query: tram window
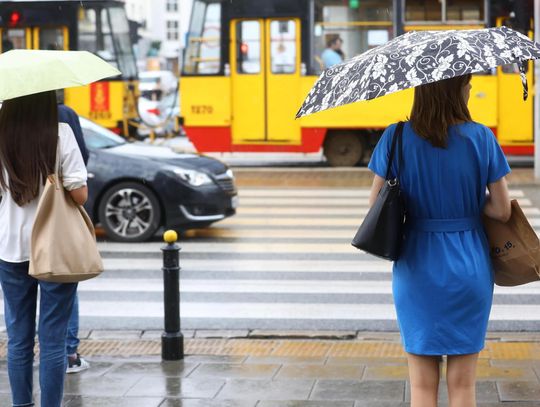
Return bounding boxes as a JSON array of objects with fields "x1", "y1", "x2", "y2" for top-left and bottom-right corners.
[
  {"x1": 312, "y1": 0, "x2": 393, "y2": 74},
  {"x1": 78, "y1": 6, "x2": 136, "y2": 78},
  {"x1": 405, "y1": 0, "x2": 484, "y2": 22},
  {"x1": 2, "y1": 29, "x2": 26, "y2": 51},
  {"x1": 270, "y1": 20, "x2": 296, "y2": 74},
  {"x1": 183, "y1": 1, "x2": 221, "y2": 75},
  {"x1": 108, "y1": 8, "x2": 138, "y2": 78},
  {"x1": 39, "y1": 28, "x2": 64, "y2": 50},
  {"x1": 237, "y1": 21, "x2": 261, "y2": 74},
  {"x1": 78, "y1": 8, "x2": 99, "y2": 53},
  {"x1": 100, "y1": 9, "x2": 117, "y2": 65},
  {"x1": 446, "y1": 0, "x2": 484, "y2": 21}
]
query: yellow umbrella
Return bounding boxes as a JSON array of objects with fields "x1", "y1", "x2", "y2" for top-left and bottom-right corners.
[{"x1": 0, "y1": 49, "x2": 121, "y2": 101}]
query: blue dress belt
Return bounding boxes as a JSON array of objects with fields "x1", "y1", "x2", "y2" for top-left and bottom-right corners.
[{"x1": 406, "y1": 216, "x2": 482, "y2": 232}]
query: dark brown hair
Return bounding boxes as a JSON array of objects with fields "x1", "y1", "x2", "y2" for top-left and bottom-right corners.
[
  {"x1": 410, "y1": 74, "x2": 472, "y2": 148},
  {"x1": 0, "y1": 91, "x2": 58, "y2": 206}
]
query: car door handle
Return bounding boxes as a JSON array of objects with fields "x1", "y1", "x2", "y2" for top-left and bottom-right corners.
[
  {"x1": 475, "y1": 92, "x2": 487, "y2": 98},
  {"x1": 88, "y1": 173, "x2": 95, "y2": 179}
]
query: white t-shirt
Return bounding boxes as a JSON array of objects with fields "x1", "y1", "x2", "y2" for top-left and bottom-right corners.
[{"x1": 0, "y1": 123, "x2": 87, "y2": 262}]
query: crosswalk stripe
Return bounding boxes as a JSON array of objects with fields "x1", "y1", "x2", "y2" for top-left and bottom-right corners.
[
  {"x1": 1, "y1": 300, "x2": 537, "y2": 321},
  {"x1": 237, "y1": 207, "x2": 540, "y2": 216},
  {"x1": 237, "y1": 198, "x2": 534, "y2": 207},
  {"x1": 73, "y1": 278, "x2": 540, "y2": 295},
  {"x1": 102, "y1": 258, "x2": 393, "y2": 273},
  {"x1": 238, "y1": 189, "x2": 526, "y2": 198}
]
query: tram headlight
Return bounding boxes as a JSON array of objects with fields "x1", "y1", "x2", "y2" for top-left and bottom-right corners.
[{"x1": 173, "y1": 168, "x2": 213, "y2": 187}]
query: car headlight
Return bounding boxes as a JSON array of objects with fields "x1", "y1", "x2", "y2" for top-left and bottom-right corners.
[{"x1": 173, "y1": 168, "x2": 213, "y2": 187}]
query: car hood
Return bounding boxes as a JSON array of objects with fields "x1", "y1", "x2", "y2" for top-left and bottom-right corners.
[{"x1": 105, "y1": 143, "x2": 228, "y2": 174}]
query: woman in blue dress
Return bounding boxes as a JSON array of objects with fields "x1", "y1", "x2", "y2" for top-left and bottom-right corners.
[{"x1": 368, "y1": 74, "x2": 511, "y2": 407}]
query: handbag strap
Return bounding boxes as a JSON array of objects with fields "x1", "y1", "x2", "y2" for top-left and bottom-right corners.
[
  {"x1": 54, "y1": 135, "x2": 61, "y2": 178},
  {"x1": 385, "y1": 121, "x2": 404, "y2": 181}
]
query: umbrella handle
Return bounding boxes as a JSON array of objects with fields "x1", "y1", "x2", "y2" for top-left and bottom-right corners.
[{"x1": 518, "y1": 61, "x2": 529, "y2": 101}]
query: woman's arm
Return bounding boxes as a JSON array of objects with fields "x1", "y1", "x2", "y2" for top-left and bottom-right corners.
[
  {"x1": 484, "y1": 176, "x2": 511, "y2": 222},
  {"x1": 69, "y1": 185, "x2": 88, "y2": 206},
  {"x1": 368, "y1": 175, "x2": 386, "y2": 207}
]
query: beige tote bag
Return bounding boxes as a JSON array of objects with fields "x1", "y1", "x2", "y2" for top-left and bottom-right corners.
[{"x1": 29, "y1": 154, "x2": 103, "y2": 283}]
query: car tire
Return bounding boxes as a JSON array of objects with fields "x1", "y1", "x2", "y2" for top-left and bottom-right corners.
[{"x1": 98, "y1": 182, "x2": 162, "y2": 242}]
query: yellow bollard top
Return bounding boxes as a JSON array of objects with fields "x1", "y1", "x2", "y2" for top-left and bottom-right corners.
[{"x1": 163, "y1": 230, "x2": 178, "y2": 244}]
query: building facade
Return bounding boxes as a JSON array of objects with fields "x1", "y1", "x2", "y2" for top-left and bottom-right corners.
[{"x1": 124, "y1": 0, "x2": 192, "y2": 72}]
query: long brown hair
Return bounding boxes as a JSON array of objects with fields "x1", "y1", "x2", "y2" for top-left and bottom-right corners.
[
  {"x1": 410, "y1": 74, "x2": 472, "y2": 148},
  {"x1": 0, "y1": 91, "x2": 58, "y2": 206}
]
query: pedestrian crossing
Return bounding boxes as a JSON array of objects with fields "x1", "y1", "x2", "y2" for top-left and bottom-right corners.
[{"x1": 1, "y1": 187, "x2": 540, "y2": 332}]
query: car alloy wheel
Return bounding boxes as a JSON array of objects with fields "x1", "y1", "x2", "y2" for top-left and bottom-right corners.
[{"x1": 98, "y1": 182, "x2": 161, "y2": 242}]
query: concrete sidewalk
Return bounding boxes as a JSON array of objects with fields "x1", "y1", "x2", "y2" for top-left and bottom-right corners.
[{"x1": 1, "y1": 331, "x2": 539, "y2": 406}]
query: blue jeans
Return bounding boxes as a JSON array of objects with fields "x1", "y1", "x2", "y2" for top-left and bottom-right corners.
[
  {"x1": 0, "y1": 260, "x2": 77, "y2": 407},
  {"x1": 66, "y1": 294, "x2": 79, "y2": 356}
]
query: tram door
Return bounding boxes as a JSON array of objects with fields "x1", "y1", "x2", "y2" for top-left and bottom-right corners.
[
  {"x1": 231, "y1": 18, "x2": 301, "y2": 145},
  {"x1": 496, "y1": 61, "x2": 533, "y2": 145},
  {"x1": 0, "y1": 27, "x2": 68, "y2": 51}
]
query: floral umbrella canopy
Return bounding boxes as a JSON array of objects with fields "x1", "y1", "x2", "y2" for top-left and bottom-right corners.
[{"x1": 296, "y1": 26, "x2": 540, "y2": 118}]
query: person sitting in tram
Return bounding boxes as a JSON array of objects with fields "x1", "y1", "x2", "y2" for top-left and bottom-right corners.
[{"x1": 321, "y1": 36, "x2": 344, "y2": 69}]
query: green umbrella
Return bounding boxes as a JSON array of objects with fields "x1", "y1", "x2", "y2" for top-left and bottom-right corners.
[{"x1": 0, "y1": 49, "x2": 121, "y2": 101}]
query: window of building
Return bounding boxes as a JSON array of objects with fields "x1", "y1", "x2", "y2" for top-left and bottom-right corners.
[
  {"x1": 167, "y1": 20, "x2": 179, "y2": 40},
  {"x1": 183, "y1": 1, "x2": 221, "y2": 75},
  {"x1": 166, "y1": 0, "x2": 178, "y2": 13}
]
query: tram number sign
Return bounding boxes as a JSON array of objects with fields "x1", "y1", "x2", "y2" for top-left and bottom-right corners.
[
  {"x1": 90, "y1": 82, "x2": 112, "y2": 121},
  {"x1": 191, "y1": 105, "x2": 214, "y2": 114},
  {"x1": 89, "y1": 111, "x2": 113, "y2": 120}
]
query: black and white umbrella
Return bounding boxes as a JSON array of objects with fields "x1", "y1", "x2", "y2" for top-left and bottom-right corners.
[{"x1": 296, "y1": 26, "x2": 540, "y2": 118}]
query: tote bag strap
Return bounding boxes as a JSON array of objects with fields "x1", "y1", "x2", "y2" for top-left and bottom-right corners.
[
  {"x1": 54, "y1": 135, "x2": 62, "y2": 179},
  {"x1": 385, "y1": 121, "x2": 405, "y2": 181}
]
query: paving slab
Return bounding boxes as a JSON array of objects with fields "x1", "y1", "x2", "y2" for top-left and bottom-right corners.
[
  {"x1": 88, "y1": 330, "x2": 142, "y2": 340},
  {"x1": 160, "y1": 400, "x2": 257, "y2": 407},
  {"x1": 325, "y1": 357, "x2": 407, "y2": 366},
  {"x1": 65, "y1": 396, "x2": 164, "y2": 407},
  {"x1": 275, "y1": 364, "x2": 365, "y2": 380},
  {"x1": 63, "y1": 374, "x2": 143, "y2": 397},
  {"x1": 107, "y1": 361, "x2": 199, "y2": 377},
  {"x1": 245, "y1": 356, "x2": 327, "y2": 365},
  {"x1": 249, "y1": 331, "x2": 357, "y2": 340},
  {"x1": 310, "y1": 380, "x2": 405, "y2": 401},
  {"x1": 216, "y1": 379, "x2": 315, "y2": 400},
  {"x1": 188, "y1": 363, "x2": 280, "y2": 379},
  {"x1": 259, "y1": 402, "x2": 354, "y2": 407},
  {"x1": 196, "y1": 330, "x2": 250, "y2": 339},
  {"x1": 142, "y1": 330, "x2": 199, "y2": 340},
  {"x1": 497, "y1": 381, "x2": 540, "y2": 401},
  {"x1": 125, "y1": 376, "x2": 225, "y2": 398}
]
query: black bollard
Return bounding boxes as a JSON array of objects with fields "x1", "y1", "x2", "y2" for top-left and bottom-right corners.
[{"x1": 161, "y1": 230, "x2": 184, "y2": 360}]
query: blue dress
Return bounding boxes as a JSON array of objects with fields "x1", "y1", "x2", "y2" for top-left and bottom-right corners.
[{"x1": 368, "y1": 121, "x2": 511, "y2": 355}]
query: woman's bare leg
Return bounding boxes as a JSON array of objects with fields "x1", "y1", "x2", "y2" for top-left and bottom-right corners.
[
  {"x1": 407, "y1": 353, "x2": 441, "y2": 407},
  {"x1": 446, "y1": 353, "x2": 479, "y2": 407}
]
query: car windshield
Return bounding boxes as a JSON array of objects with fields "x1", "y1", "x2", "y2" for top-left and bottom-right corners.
[{"x1": 80, "y1": 118, "x2": 126, "y2": 149}]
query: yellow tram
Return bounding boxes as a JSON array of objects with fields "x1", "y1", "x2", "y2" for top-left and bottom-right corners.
[
  {"x1": 181, "y1": 0, "x2": 534, "y2": 166},
  {"x1": 0, "y1": 0, "x2": 139, "y2": 136}
]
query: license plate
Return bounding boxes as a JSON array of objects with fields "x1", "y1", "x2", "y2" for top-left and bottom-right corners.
[{"x1": 231, "y1": 196, "x2": 239, "y2": 209}]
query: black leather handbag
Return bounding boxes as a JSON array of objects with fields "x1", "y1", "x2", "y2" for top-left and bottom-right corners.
[{"x1": 351, "y1": 121, "x2": 405, "y2": 261}]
